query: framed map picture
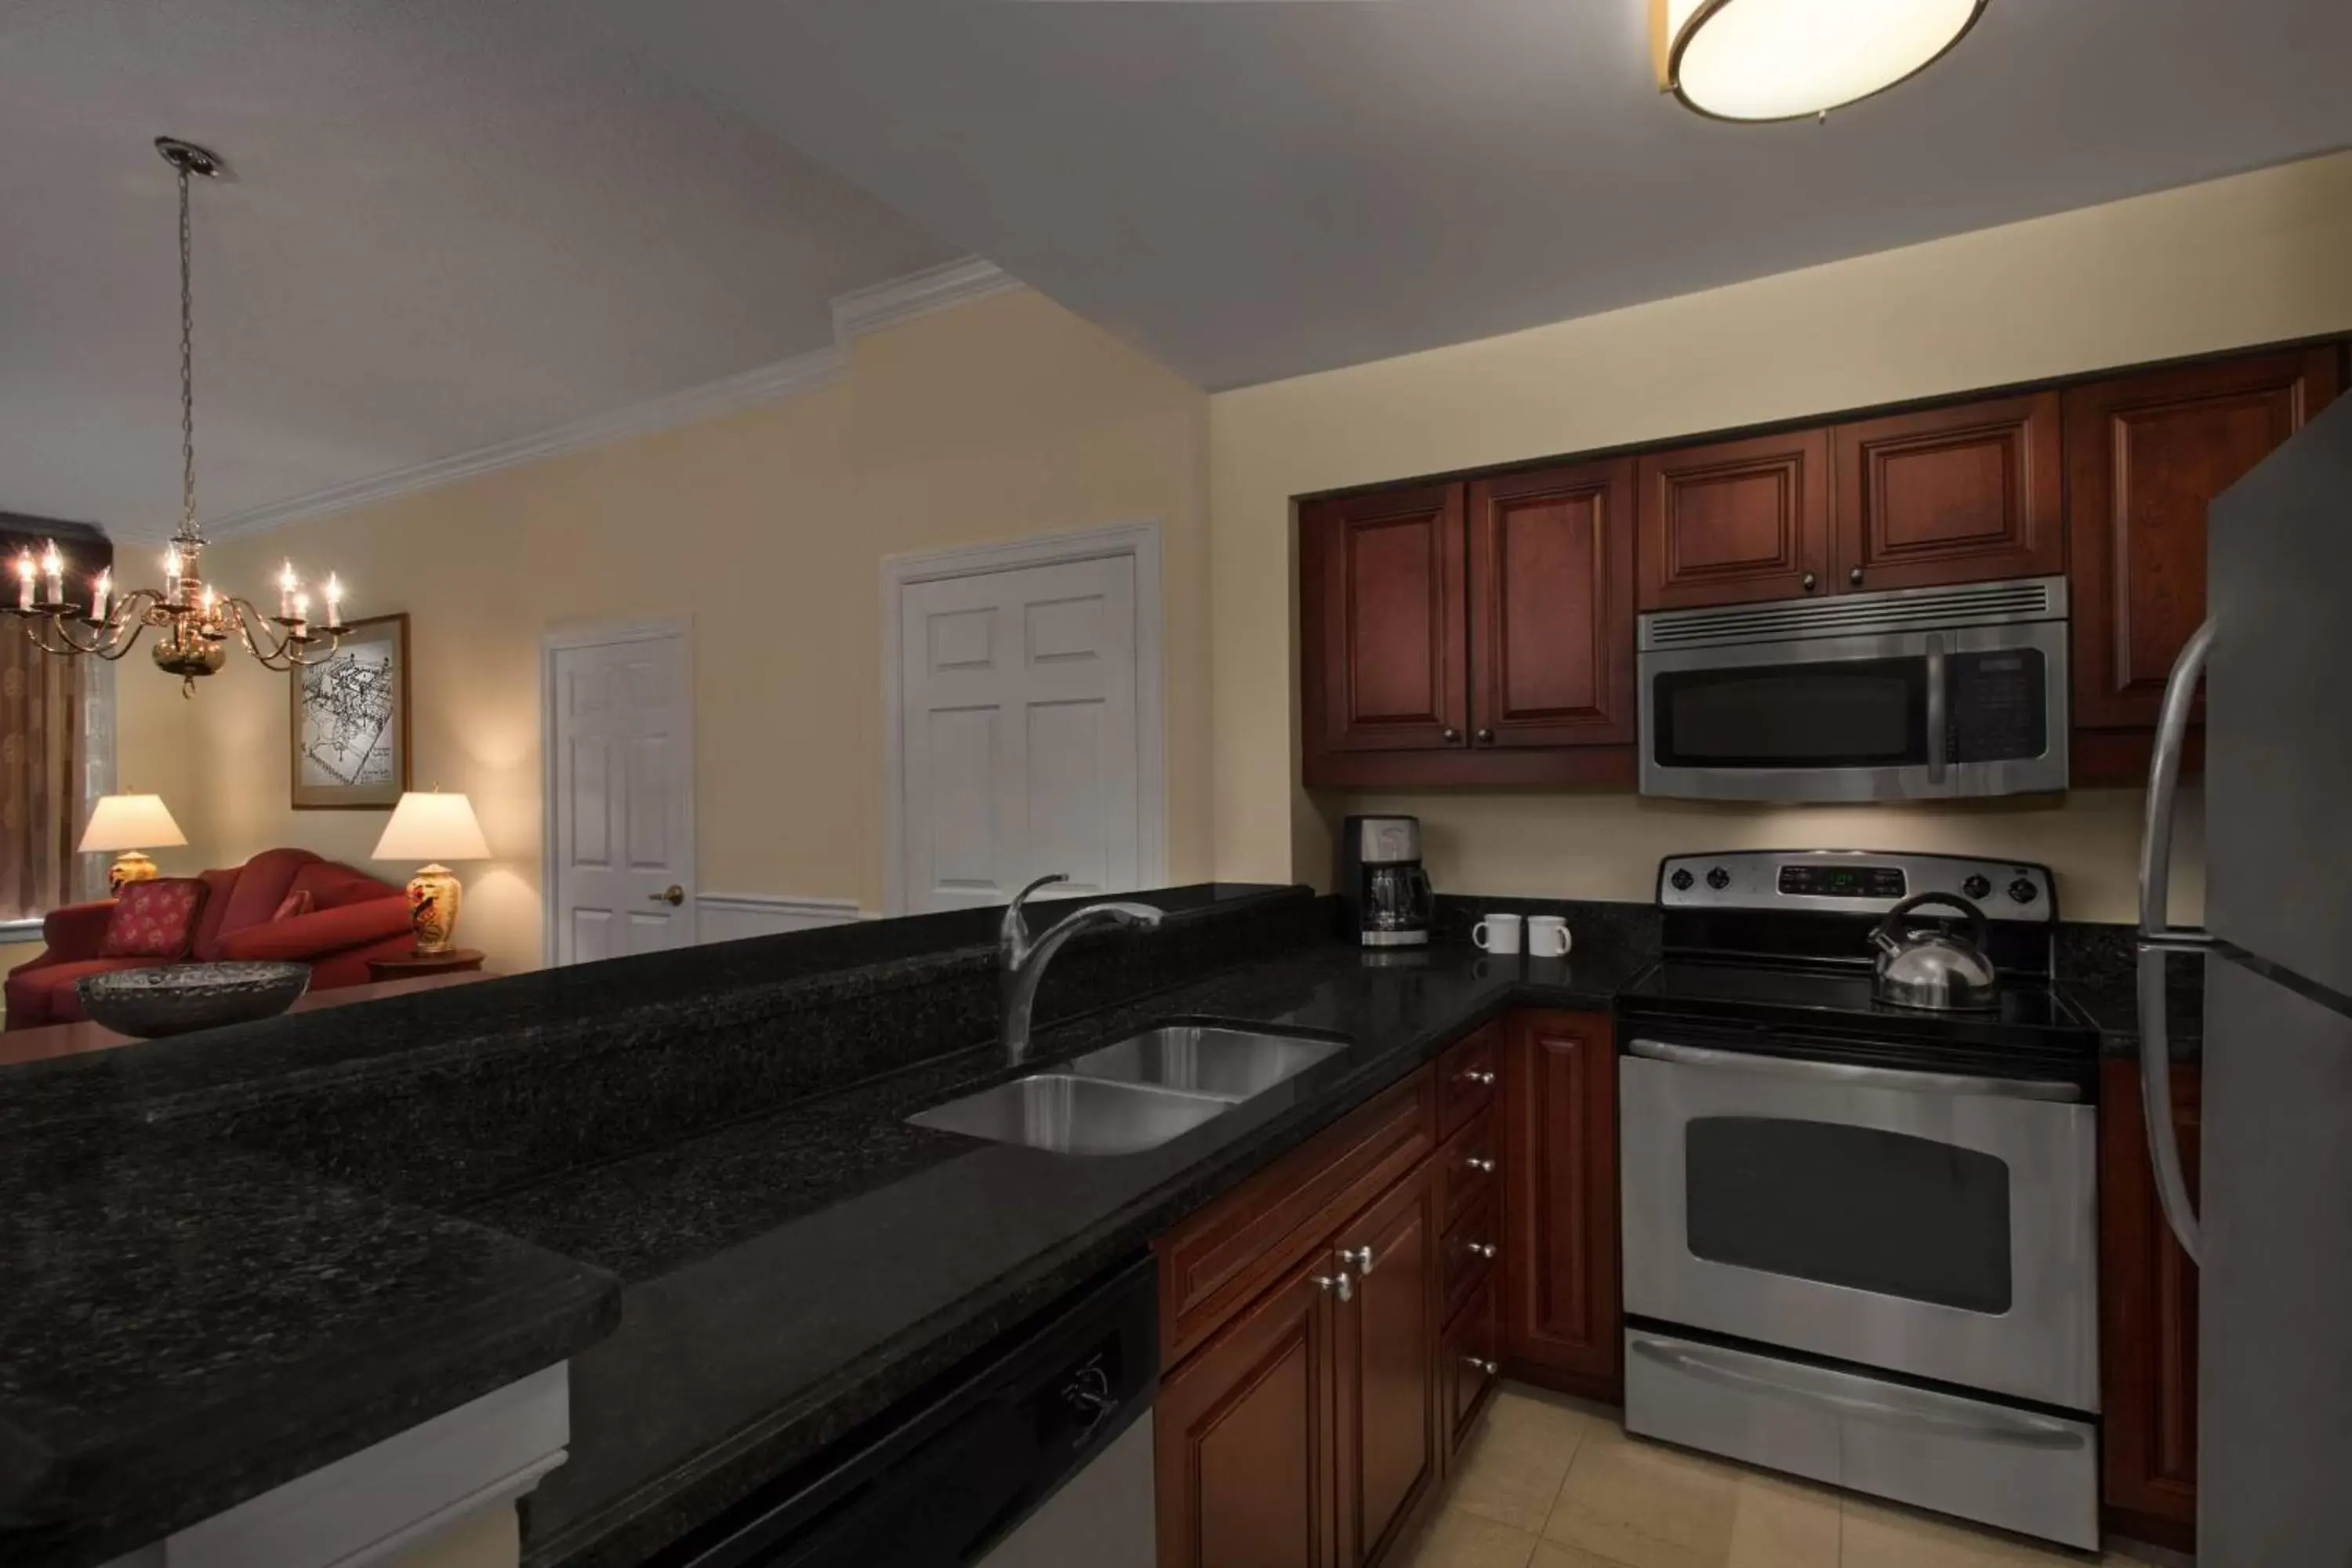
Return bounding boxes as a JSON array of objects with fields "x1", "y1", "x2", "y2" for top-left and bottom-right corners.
[{"x1": 289, "y1": 612, "x2": 411, "y2": 809}]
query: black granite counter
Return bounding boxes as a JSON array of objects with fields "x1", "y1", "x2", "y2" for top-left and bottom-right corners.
[{"x1": 2056, "y1": 920, "x2": 2205, "y2": 1063}]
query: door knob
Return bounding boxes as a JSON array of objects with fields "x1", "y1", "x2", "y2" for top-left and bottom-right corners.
[
  {"x1": 1475, "y1": 728, "x2": 1495, "y2": 744},
  {"x1": 1441, "y1": 727, "x2": 1461, "y2": 744},
  {"x1": 650, "y1": 884, "x2": 684, "y2": 906},
  {"x1": 1801, "y1": 572, "x2": 1817, "y2": 590},
  {"x1": 1849, "y1": 567, "x2": 1864, "y2": 586}
]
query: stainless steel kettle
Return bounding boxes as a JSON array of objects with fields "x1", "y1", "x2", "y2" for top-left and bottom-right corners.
[{"x1": 1870, "y1": 892, "x2": 1999, "y2": 1011}]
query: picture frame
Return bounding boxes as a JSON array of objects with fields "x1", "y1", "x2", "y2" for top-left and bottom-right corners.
[{"x1": 289, "y1": 612, "x2": 411, "y2": 810}]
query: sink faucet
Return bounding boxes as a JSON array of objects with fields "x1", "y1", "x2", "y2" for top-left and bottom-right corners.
[{"x1": 1000, "y1": 873, "x2": 1164, "y2": 1068}]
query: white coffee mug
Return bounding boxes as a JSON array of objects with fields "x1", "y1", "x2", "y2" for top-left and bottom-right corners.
[
  {"x1": 1526, "y1": 914, "x2": 1573, "y2": 957},
  {"x1": 1472, "y1": 913, "x2": 1523, "y2": 955}
]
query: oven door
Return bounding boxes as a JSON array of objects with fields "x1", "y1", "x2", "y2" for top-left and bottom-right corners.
[
  {"x1": 1637, "y1": 619, "x2": 2067, "y2": 801},
  {"x1": 1620, "y1": 1038, "x2": 2098, "y2": 1412}
]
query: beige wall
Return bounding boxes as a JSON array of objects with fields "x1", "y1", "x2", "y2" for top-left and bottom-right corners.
[
  {"x1": 1208, "y1": 151, "x2": 2352, "y2": 923},
  {"x1": 119, "y1": 289, "x2": 1210, "y2": 972}
]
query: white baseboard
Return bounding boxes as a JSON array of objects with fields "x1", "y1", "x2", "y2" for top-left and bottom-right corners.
[{"x1": 696, "y1": 892, "x2": 867, "y2": 944}]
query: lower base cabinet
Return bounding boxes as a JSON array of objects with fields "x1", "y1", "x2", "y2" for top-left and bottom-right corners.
[
  {"x1": 1499, "y1": 1010, "x2": 1622, "y2": 1403},
  {"x1": 1440, "y1": 1273, "x2": 1501, "y2": 1455},
  {"x1": 1334, "y1": 1163, "x2": 1438, "y2": 1568}
]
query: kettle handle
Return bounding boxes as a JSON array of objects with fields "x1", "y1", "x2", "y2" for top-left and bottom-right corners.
[{"x1": 1871, "y1": 891, "x2": 1989, "y2": 956}]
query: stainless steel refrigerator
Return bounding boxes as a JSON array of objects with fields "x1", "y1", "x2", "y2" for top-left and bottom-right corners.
[{"x1": 2138, "y1": 390, "x2": 2352, "y2": 1565}]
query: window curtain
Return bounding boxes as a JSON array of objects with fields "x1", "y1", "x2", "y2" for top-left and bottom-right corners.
[{"x1": 0, "y1": 519, "x2": 112, "y2": 920}]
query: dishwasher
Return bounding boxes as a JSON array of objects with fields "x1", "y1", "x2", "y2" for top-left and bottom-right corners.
[{"x1": 662, "y1": 1253, "x2": 1159, "y2": 1568}]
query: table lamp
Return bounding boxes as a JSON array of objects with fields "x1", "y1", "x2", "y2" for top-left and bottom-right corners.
[
  {"x1": 79, "y1": 793, "x2": 188, "y2": 894},
  {"x1": 372, "y1": 791, "x2": 490, "y2": 955}
]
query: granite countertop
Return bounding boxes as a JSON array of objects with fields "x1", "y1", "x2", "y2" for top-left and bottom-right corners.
[
  {"x1": 506, "y1": 936, "x2": 1647, "y2": 1567},
  {"x1": 2054, "y1": 920, "x2": 2206, "y2": 1062}
]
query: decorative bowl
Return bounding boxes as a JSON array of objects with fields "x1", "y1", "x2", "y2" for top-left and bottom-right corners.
[{"x1": 77, "y1": 962, "x2": 312, "y2": 1039}]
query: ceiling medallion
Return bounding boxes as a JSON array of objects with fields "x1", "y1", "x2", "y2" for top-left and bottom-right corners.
[
  {"x1": 6, "y1": 136, "x2": 350, "y2": 697},
  {"x1": 1651, "y1": 0, "x2": 1988, "y2": 123}
]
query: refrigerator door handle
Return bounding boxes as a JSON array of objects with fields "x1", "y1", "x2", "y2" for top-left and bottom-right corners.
[{"x1": 2135, "y1": 618, "x2": 2214, "y2": 1265}]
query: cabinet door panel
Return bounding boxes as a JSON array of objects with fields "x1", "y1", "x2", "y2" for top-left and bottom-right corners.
[
  {"x1": 1158, "y1": 1255, "x2": 1338, "y2": 1568},
  {"x1": 2099, "y1": 1056, "x2": 2201, "y2": 1552},
  {"x1": 2067, "y1": 349, "x2": 2339, "y2": 735},
  {"x1": 1832, "y1": 393, "x2": 2063, "y2": 592},
  {"x1": 1300, "y1": 485, "x2": 1468, "y2": 757},
  {"x1": 1334, "y1": 1163, "x2": 1436, "y2": 1568},
  {"x1": 1442, "y1": 1276, "x2": 1501, "y2": 1464},
  {"x1": 1501, "y1": 1009, "x2": 1621, "y2": 1402},
  {"x1": 1468, "y1": 459, "x2": 1635, "y2": 749},
  {"x1": 1636, "y1": 430, "x2": 1830, "y2": 610}
]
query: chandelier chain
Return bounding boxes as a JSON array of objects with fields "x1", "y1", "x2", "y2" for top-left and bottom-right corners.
[{"x1": 177, "y1": 160, "x2": 197, "y2": 542}]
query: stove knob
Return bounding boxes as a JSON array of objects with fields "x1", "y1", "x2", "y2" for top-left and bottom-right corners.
[
  {"x1": 1705, "y1": 866, "x2": 1732, "y2": 891},
  {"x1": 1962, "y1": 874, "x2": 1992, "y2": 900},
  {"x1": 2007, "y1": 878, "x2": 2039, "y2": 906},
  {"x1": 1669, "y1": 869, "x2": 1695, "y2": 892}
]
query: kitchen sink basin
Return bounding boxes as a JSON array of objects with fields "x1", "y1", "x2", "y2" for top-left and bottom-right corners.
[
  {"x1": 907, "y1": 1074, "x2": 1233, "y2": 1156},
  {"x1": 1067, "y1": 1025, "x2": 1348, "y2": 1102}
]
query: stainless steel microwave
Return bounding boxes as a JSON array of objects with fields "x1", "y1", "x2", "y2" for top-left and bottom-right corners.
[{"x1": 1637, "y1": 576, "x2": 2070, "y2": 801}]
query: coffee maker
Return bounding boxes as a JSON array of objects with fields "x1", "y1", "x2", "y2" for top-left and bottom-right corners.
[{"x1": 1338, "y1": 815, "x2": 1435, "y2": 947}]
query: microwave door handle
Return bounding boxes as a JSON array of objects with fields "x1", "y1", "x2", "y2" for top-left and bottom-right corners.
[
  {"x1": 1924, "y1": 635, "x2": 1947, "y2": 785},
  {"x1": 2134, "y1": 617, "x2": 2215, "y2": 1265}
]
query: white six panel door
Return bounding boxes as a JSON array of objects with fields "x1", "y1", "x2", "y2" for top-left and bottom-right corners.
[
  {"x1": 550, "y1": 629, "x2": 696, "y2": 963},
  {"x1": 899, "y1": 556, "x2": 1140, "y2": 913}
]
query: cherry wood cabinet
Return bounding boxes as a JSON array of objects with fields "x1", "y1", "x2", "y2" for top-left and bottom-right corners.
[
  {"x1": 2099, "y1": 1055, "x2": 2202, "y2": 1553},
  {"x1": 1467, "y1": 459, "x2": 1637, "y2": 751},
  {"x1": 1635, "y1": 429, "x2": 1830, "y2": 610},
  {"x1": 1333, "y1": 1163, "x2": 1439, "y2": 1568},
  {"x1": 2067, "y1": 348, "x2": 2340, "y2": 780},
  {"x1": 1498, "y1": 1009, "x2": 1622, "y2": 1403},
  {"x1": 1157, "y1": 1249, "x2": 1339, "y2": 1568},
  {"x1": 1440, "y1": 1273, "x2": 1501, "y2": 1457},
  {"x1": 1830, "y1": 392, "x2": 2064, "y2": 593},
  {"x1": 1300, "y1": 484, "x2": 1468, "y2": 761}
]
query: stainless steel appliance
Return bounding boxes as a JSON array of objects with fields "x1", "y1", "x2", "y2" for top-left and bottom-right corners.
[
  {"x1": 1336, "y1": 814, "x2": 1434, "y2": 947},
  {"x1": 1617, "y1": 849, "x2": 2101, "y2": 1548},
  {"x1": 1870, "y1": 891, "x2": 2000, "y2": 1011},
  {"x1": 1637, "y1": 576, "x2": 2069, "y2": 801},
  {"x1": 2137, "y1": 394, "x2": 2352, "y2": 1564}
]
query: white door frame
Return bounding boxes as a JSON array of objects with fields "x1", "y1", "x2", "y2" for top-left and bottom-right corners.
[
  {"x1": 880, "y1": 520, "x2": 1166, "y2": 916},
  {"x1": 540, "y1": 615, "x2": 698, "y2": 964}
]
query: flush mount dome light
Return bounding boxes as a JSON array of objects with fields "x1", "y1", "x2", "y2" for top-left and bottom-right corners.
[{"x1": 1651, "y1": 0, "x2": 1987, "y2": 123}]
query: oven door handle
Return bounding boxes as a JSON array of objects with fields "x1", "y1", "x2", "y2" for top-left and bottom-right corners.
[
  {"x1": 1925, "y1": 633, "x2": 1948, "y2": 785},
  {"x1": 1624, "y1": 1038, "x2": 2083, "y2": 1103},
  {"x1": 1628, "y1": 1338, "x2": 2086, "y2": 1451}
]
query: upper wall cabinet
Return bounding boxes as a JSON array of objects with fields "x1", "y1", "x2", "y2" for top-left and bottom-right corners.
[
  {"x1": 1831, "y1": 393, "x2": 2063, "y2": 593},
  {"x1": 1635, "y1": 430, "x2": 1829, "y2": 610},
  {"x1": 1300, "y1": 483, "x2": 1468, "y2": 757},
  {"x1": 1468, "y1": 459, "x2": 1636, "y2": 753},
  {"x1": 2067, "y1": 350, "x2": 2342, "y2": 744}
]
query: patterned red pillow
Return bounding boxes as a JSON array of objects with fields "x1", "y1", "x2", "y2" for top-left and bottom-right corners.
[
  {"x1": 100, "y1": 878, "x2": 209, "y2": 960},
  {"x1": 271, "y1": 889, "x2": 314, "y2": 923}
]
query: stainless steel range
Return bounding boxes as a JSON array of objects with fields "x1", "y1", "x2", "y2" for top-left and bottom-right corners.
[{"x1": 1615, "y1": 849, "x2": 2101, "y2": 1550}]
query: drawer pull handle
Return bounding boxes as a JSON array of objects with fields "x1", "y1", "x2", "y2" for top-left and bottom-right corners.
[
  {"x1": 1468, "y1": 1241, "x2": 1497, "y2": 1260},
  {"x1": 1465, "y1": 1156, "x2": 1497, "y2": 1174},
  {"x1": 1462, "y1": 1356, "x2": 1498, "y2": 1376},
  {"x1": 1460, "y1": 1069, "x2": 1496, "y2": 1087},
  {"x1": 1312, "y1": 1271, "x2": 1355, "y2": 1304},
  {"x1": 1339, "y1": 1244, "x2": 1376, "y2": 1276}
]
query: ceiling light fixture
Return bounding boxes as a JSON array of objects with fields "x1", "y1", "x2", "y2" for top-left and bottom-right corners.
[
  {"x1": 7, "y1": 136, "x2": 350, "y2": 696},
  {"x1": 1650, "y1": 0, "x2": 1987, "y2": 123}
]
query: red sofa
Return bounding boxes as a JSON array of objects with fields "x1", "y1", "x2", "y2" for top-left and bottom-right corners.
[{"x1": 4, "y1": 848, "x2": 417, "y2": 1030}]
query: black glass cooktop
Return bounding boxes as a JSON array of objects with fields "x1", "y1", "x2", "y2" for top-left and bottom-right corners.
[{"x1": 1617, "y1": 956, "x2": 2099, "y2": 1087}]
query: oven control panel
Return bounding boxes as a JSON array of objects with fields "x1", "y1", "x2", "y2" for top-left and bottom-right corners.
[{"x1": 1658, "y1": 850, "x2": 2055, "y2": 921}]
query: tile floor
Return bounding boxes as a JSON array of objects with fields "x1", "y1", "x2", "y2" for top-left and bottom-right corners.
[{"x1": 1396, "y1": 1384, "x2": 2166, "y2": 1568}]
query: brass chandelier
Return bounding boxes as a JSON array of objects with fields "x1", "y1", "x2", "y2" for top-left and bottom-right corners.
[{"x1": 7, "y1": 136, "x2": 347, "y2": 697}]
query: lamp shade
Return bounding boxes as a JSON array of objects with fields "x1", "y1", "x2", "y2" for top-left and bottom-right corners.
[
  {"x1": 372, "y1": 791, "x2": 490, "y2": 862},
  {"x1": 78, "y1": 793, "x2": 188, "y2": 854},
  {"x1": 1653, "y1": 0, "x2": 1985, "y2": 122}
]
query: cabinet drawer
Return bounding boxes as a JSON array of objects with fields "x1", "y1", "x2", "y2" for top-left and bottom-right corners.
[
  {"x1": 1442, "y1": 1192, "x2": 1502, "y2": 1323},
  {"x1": 1158, "y1": 1069, "x2": 1436, "y2": 1362},
  {"x1": 1436, "y1": 1025, "x2": 1501, "y2": 1140},
  {"x1": 1443, "y1": 1276, "x2": 1501, "y2": 1460},
  {"x1": 1436, "y1": 1109, "x2": 1499, "y2": 1228}
]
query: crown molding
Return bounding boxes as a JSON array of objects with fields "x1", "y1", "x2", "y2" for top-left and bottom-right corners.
[
  {"x1": 831, "y1": 256, "x2": 1022, "y2": 343},
  {"x1": 175, "y1": 255, "x2": 1021, "y2": 544}
]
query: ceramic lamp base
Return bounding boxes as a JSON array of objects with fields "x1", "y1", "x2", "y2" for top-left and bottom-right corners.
[
  {"x1": 406, "y1": 863, "x2": 464, "y2": 955},
  {"x1": 108, "y1": 851, "x2": 160, "y2": 895}
]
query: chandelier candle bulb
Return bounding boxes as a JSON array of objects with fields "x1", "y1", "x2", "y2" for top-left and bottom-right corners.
[
  {"x1": 278, "y1": 561, "x2": 298, "y2": 619},
  {"x1": 90, "y1": 570, "x2": 111, "y2": 623},
  {"x1": 40, "y1": 542, "x2": 63, "y2": 605},
  {"x1": 291, "y1": 592, "x2": 309, "y2": 637},
  {"x1": 15, "y1": 552, "x2": 32, "y2": 612},
  {"x1": 325, "y1": 574, "x2": 343, "y2": 628}
]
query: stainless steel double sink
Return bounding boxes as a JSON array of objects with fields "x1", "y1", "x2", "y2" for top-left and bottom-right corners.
[{"x1": 907, "y1": 1025, "x2": 1348, "y2": 1156}]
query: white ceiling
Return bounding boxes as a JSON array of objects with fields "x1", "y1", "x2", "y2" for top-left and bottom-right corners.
[
  {"x1": 0, "y1": 1, "x2": 956, "y2": 535},
  {"x1": 583, "y1": 0, "x2": 2352, "y2": 390},
  {"x1": 11, "y1": 2, "x2": 2352, "y2": 537}
]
